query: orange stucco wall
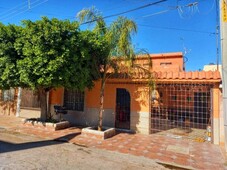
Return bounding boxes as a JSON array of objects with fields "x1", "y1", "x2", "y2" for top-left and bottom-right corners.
[
  {"x1": 152, "y1": 56, "x2": 184, "y2": 72},
  {"x1": 133, "y1": 52, "x2": 184, "y2": 72},
  {"x1": 48, "y1": 83, "x2": 147, "y2": 112},
  {"x1": 86, "y1": 81, "x2": 101, "y2": 108},
  {"x1": 49, "y1": 88, "x2": 64, "y2": 105},
  {"x1": 86, "y1": 80, "x2": 150, "y2": 113}
]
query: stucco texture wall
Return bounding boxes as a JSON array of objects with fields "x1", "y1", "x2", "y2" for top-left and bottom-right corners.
[{"x1": 86, "y1": 80, "x2": 151, "y2": 134}]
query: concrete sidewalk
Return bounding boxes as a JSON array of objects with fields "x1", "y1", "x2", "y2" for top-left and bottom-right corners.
[{"x1": 0, "y1": 115, "x2": 226, "y2": 169}]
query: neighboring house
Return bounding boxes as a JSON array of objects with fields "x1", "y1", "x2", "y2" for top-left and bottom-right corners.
[
  {"x1": 203, "y1": 63, "x2": 222, "y2": 78},
  {"x1": 0, "y1": 88, "x2": 40, "y2": 118},
  {"x1": 0, "y1": 88, "x2": 17, "y2": 115},
  {"x1": 0, "y1": 52, "x2": 223, "y2": 146}
]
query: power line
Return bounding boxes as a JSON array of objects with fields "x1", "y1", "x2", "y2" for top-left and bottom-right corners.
[
  {"x1": 27, "y1": 10, "x2": 74, "y2": 18},
  {"x1": 196, "y1": 0, "x2": 215, "y2": 15},
  {"x1": 0, "y1": 0, "x2": 43, "y2": 21},
  {"x1": 0, "y1": 0, "x2": 27, "y2": 16},
  {"x1": 101, "y1": 0, "x2": 152, "y2": 14},
  {"x1": 1, "y1": 0, "x2": 142, "y2": 21},
  {"x1": 121, "y1": 2, "x2": 215, "y2": 35},
  {"x1": 137, "y1": 23, "x2": 216, "y2": 34},
  {"x1": 80, "y1": 0, "x2": 167, "y2": 25},
  {"x1": 140, "y1": 9, "x2": 174, "y2": 18},
  {"x1": 95, "y1": 1, "x2": 215, "y2": 35},
  {"x1": 0, "y1": 0, "x2": 48, "y2": 22}
]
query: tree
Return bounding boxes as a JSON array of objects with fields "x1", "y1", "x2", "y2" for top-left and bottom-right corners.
[
  {"x1": 0, "y1": 17, "x2": 108, "y2": 120},
  {"x1": 0, "y1": 24, "x2": 22, "y2": 89},
  {"x1": 0, "y1": 24, "x2": 23, "y2": 116},
  {"x1": 77, "y1": 7, "x2": 137, "y2": 130}
]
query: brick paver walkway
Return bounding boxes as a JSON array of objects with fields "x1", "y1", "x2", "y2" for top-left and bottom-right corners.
[{"x1": 0, "y1": 115, "x2": 226, "y2": 170}]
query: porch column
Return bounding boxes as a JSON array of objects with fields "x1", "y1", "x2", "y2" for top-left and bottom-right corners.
[{"x1": 212, "y1": 85, "x2": 220, "y2": 145}]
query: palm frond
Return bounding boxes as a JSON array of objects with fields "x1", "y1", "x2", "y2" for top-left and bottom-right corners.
[
  {"x1": 108, "y1": 16, "x2": 137, "y2": 59},
  {"x1": 76, "y1": 6, "x2": 106, "y2": 35}
]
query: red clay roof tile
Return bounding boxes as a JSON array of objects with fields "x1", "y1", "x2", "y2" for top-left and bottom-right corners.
[
  {"x1": 167, "y1": 71, "x2": 173, "y2": 79},
  {"x1": 108, "y1": 70, "x2": 221, "y2": 82},
  {"x1": 186, "y1": 72, "x2": 192, "y2": 79},
  {"x1": 179, "y1": 72, "x2": 185, "y2": 79},
  {"x1": 172, "y1": 72, "x2": 178, "y2": 79},
  {"x1": 192, "y1": 71, "x2": 199, "y2": 79},
  {"x1": 152, "y1": 70, "x2": 221, "y2": 81}
]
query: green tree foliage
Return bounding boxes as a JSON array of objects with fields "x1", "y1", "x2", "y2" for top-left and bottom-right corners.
[
  {"x1": 77, "y1": 7, "x2": 137, "y2": 130},
  {"x1": 0, "y1": 24, "x2": 22, "y2": 89},
  {"x1": 16, "y1": 17, "x2": 106, "y2": 91},
  {"x1": 0, "y1": 17, "x2": 108, "y2": 120}
]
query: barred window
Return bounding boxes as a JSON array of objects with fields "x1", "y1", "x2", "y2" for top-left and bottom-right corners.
[
  {"x1": 64, "y1": 89, "x2": 84, "y2": 111},
  {"x1": 1, "y1": 88, "x2": 15, "y2": 101},
  {"x1": 21, "y1": 89, "x2": 40, "y2": 108}
]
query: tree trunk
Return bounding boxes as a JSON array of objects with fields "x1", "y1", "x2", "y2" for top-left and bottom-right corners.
[
  {"x1": 98, "y1": 75, "x2": 106, "y2": 131},
  {"x1": 16, "y1": 87, "x2": 22, "y2": 117},
  {"x1": 39, "y1": 88, "x2": 48, "y2": 121}
]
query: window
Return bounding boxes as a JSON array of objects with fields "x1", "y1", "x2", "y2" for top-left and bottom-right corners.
[
  {"x1": 160, "y1": 62, "x2": 172, "y2": 66},
  {"x1": 21, "y1": 89, "x2": 40, "y2": 108},
  {"x1": 1, "y1": 88, "x2": 15, "y2": 101},
  {"x1": 64, "y1": 89, "x2": 84, "y2": 111},
  {"x1": 143, "y1": 63, "x2": 151, "y2": 69}
]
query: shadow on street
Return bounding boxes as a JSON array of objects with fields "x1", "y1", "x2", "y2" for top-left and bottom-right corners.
[{"x1": 0, "y1": 132, "x2": 80, "y2": 153}]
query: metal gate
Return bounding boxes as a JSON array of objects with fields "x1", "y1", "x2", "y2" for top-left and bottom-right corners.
[{"x1": 150, "y1": 83, "x2": 212, "y2": 142}]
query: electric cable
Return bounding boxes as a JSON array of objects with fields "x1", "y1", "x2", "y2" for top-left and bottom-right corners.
[
  {"x1": 137, "y1": 23, "x2": 215, "y2": 34},
  {"x1": 196, "y1": 0, "x2": 215, "y2": 15},
  {"x1": 0, "y1": 0, "x2": 28, "y2": 16},
  {"x1": 0, "y1": 0, "x2": 48, "y2": 22},
  {"x1": 80, "y1": 0, "x2": 167, "y2": 25}
]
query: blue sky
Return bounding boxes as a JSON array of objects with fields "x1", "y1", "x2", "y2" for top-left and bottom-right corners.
[{"x1": 0, "y1": 0, "x2": 218, "y2": 71}]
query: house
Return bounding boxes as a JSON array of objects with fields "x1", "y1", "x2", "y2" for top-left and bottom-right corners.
[
  {"x1": 0, "y1": 52, "x2": 223, "y2": 145},
  {"x1": 203, "y1": 63, "x2": 222, "y2": 78}
]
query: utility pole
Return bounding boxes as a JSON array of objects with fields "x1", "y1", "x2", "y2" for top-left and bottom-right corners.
[
  {"x1": 216, "y1": 0, "x2": 220, "y2": 71},
  {"x1": 220, "y1": 0, "x2": 227, "y2": 152}
]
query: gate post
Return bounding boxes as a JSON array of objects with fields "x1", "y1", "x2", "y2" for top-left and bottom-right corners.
[{"x1": 212, "y1": 84, "x2": 220, "y2": 145}]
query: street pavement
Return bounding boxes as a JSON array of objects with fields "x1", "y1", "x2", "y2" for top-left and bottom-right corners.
[
  {"x1": 0, "y1": 130, "x2": 167, "y2": 170},
  {"x1": 0, "y1": 115, "x2": 226, "y2": 170}
]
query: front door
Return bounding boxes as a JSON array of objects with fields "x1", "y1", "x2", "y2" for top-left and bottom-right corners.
[{"x1": 115, "y1": 88, "x2": 130, "y2": 129}]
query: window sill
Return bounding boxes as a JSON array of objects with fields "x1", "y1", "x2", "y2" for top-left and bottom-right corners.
[
  {"x1": 21, "y1": 107, "x2": 41, "y2": 111},
  {"x1": 67, "y1": 110, "x2": 84, "y2": 113}
]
